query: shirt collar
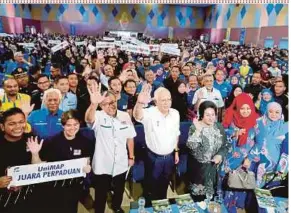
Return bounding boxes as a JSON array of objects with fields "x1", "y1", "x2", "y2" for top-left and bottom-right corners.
[
  {"x1": 44, "y1": 108, "x2": 61, "y2": 116},
  {"x1": 3, "y1": 93, "x2": 21, "y2": 102}
]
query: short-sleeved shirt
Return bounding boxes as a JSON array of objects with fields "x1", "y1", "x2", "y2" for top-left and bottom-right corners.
[
  {"x1": 0, "y1": 93, "x2": 31, "y2": 112},
  {"x1": 90, "y1": 110, "x2": 136, "y2": 177},
  {"x1": 213, "y1": 81, "x2": 232, "y2": 99},
  {"x1": 28, "y1": 108, "x2": 63, "y2": 140},
  {"x1": 59, "y1": 92, "x2": 77, "y2": 112},
  {"x1": 41, "y1": 129, "x2": 95, "y2": 162},
  {"x1": 192, "y1": 87, "x2": 224, "y2": 108},
  {"x1": 136, "y1": 107, "x2": 180, "y2": 155}
]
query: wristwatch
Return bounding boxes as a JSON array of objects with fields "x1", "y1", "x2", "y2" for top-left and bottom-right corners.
[
  {"x1": 174, "y1": 148, "x2": 179, "y2": 153},
  {"x1": 129, "y1": 156, "x2": 135, "y2": 160}
]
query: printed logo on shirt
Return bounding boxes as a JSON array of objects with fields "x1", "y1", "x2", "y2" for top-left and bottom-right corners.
[{"x1": 73, "y1": 149, "x2": 81, "y2": 156}]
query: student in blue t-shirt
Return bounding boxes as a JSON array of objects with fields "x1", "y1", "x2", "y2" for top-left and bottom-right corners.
[{"x1": 213, "y1": 70, "x2": 232, "y2": 100}]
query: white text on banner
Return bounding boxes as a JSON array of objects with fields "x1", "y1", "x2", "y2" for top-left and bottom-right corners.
[
  {"x1": 96, "y1": 42, "x2": 115, "y2": 49},
  {"x1": 51, "y1": 41, "x2": 69, "y2": 53},
  {"x1": 160, "y1": 45, "x2": 180, "y2": 56},
  {"x1": 7, "y1": 158, "x2": 87, "y2": 187}
]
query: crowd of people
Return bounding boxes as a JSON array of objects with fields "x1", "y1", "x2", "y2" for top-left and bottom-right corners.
[{"x1": 0, "y1": 32, "x2": 289, "y2": 213}]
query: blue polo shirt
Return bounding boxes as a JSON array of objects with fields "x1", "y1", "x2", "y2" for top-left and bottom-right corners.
[
  {"x1": 118, "y1": 92, "x2": 129, "y2": 111},
  {"x1": 27, "y1": 108, "x2": 63, "y2": 140},
  {"x1": 5, "y1": 61, "x2": 30, "y2": 74},
  {"x1": 213, "y1": 81, "x2": 232, "y2": 99},
  {"x1": 59, "y1": 92, "x2": 77, "y2": 112}
]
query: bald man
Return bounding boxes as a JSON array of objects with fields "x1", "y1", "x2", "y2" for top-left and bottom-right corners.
[{"x1": 133, "y1": 85, "x2": 180, "y2": 201}]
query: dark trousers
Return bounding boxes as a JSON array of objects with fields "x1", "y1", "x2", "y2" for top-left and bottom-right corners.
[
  {"x1": 145, "y1": 149, "x2": 174, "y2": 201},
  {"x1": 94, "y1": 172, "x2": 126, "y2": 213}
]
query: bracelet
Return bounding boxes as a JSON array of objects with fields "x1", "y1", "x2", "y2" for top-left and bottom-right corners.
[{"x1": 128, "y1": 156, "x2": 135, "y2": 160}]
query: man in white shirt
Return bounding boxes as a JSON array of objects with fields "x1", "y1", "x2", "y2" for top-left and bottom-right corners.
[
  {"x1": 85, "y1": 82, "x2": 136, "y2": 213},
  {"x1": 133, "y1": 85, "x2": 180, "y2": 201},
  {"x1": 268, "y1": 60, "x2": 281, "y2": 77},
  {"x1": 192, "y1": 74, "x2": 224, "y2": 121}
]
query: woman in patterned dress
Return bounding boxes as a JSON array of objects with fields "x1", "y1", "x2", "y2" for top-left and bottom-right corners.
[
  {"x1": 220, "y1": 93, "x2": 261, "y2": 213},
  {"x1": 186, "y1": 101, "x2": 229, "y2": 202},
  {"x1": 255, "y1": 102, "x2": 288, "y2": 189}
]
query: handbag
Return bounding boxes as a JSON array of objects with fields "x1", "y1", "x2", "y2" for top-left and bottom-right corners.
[{"x1": 228, "y1": 168, "x2": 256, "y2": 190}]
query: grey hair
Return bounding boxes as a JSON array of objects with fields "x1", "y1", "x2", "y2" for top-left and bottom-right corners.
[
  {"x1": 153, "y1": 87, "x2": 170, "y2": 101},
  {"x1": 42, "y1": 88, "x2": 62, "y2": 104}
]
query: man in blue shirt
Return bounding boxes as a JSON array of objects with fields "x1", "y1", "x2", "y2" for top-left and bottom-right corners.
[
  {"x1": 5, "y1": 52, "x2": 31, "y2": 74},
  {"x1": 213, "y1": 70, "x2": 232, "y2": 99},
  {"x1": 54, "y1": 76, "x2": 77, "y2": 112},
  {"x1": 28, "y1": 88, "x2": 63, "y2": 140}
]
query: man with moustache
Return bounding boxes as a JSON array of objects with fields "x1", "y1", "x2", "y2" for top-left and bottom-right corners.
[{"x1": 85, "y1": 81, "x2": 136, "y2": 213}]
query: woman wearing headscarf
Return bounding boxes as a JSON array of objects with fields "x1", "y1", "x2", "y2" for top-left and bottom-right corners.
[
  {"x1": 255, "y1": 102, "x2": 288, "y2": 189},
  {"x1": 171, "y1": 80, "x2": 188, "y2": 121},
  {"x1": 224, "y1": 85, "x2": 243, "y2": 109},
  {"x1": 255, "y1": 89, "x2": 274, "y2": 115},
  {"x1": 220, "y1": 93, "x2": 261, "y2": 213}
]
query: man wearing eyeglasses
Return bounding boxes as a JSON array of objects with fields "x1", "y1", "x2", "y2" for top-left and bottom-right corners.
[
  {"x1": 133, "y1": 85, "x2": 180, "y2": 202},
  {"x1": 85, "y1": 82, "x2": 136, "y2": 213},
  {"x1": 31, "y1": 74, "x2": 51, "y2": 110}
]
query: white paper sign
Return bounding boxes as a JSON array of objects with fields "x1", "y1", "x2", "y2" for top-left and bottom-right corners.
[
  {"x1": 48, "y1": 40, "x2": 61, "y2": 45},
  {"x1": 148, "y1": 44, "x2": 160, "y2": 52},
  {"x1": 130, "y1": 38, "x2": 147, "y2": 46},
  {"x1": 125, "y1": 44, "x2": 150, "y2": 55},
  {"x1": 96, "y1": 41, "x2": 115, "y2": 49},
  {"x1": 75, "y1": 41, "x2": 86, "y2": 46},
  {"x1": 7, "y1": 158, "x2": 87, "y2": 187},
  {"x1": 0, "y1": 33, "x2": 13, "y2": 37},
  {"x1": 114, "y1": 41, "x2": 123, "y2": 47},
  {"x1": 51, "y1": 40, "x2": 69, "y2": 53},
  {"x1": 17, "y1": 43, "x2": 35, "y2": 48},
  {"x1": 103, "y1": 37, "x2": 115, "y2": 41},
  {"x1": 160, "y1": 45, "x2": 180, "y2": 56},
  {"x1": 88, "y1": 44, "x2": 96, "y2": 52},
  {"x1": 161, "y1": 43, "x2": 179, "y2": 49}
]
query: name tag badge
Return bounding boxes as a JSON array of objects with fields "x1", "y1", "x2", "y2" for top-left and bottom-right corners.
[
  {"x1": 123, "y1": 105, "x2": 127, "y2": 109},
  {"x1": 73, "y1": 149, "x2": 81, "y2": 156}
]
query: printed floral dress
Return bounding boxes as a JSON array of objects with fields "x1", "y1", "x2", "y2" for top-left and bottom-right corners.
[
  {"x1": 186, "y1": 123, "x2": 229, "y2": 201},
  {"x1": 219, "y1": 122, "x2": 263, "y2": 213}
]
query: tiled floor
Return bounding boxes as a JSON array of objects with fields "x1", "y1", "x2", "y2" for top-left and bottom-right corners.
[{"x1": 77, "y1": 182, "x2": 179, "y2": 213}]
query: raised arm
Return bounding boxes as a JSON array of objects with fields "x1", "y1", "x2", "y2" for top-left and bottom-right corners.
[
  {"x1": 85, "y1": 82, "x2": 106, "y2": 125},
  {"x1": 133, "y1": 83, "x2": 152, "y2": 121},
  {"x1": 26, "y1": 136, "x2": 44, "y2": 164}
]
